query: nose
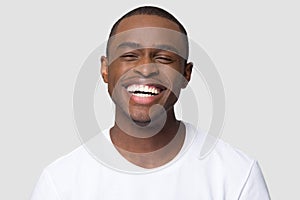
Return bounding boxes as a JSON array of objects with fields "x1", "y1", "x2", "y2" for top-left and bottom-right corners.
[{"x1": 133, "y1": 58, "x2": 159, "y2": 77}]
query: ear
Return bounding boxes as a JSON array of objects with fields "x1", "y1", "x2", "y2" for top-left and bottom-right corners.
[
  {"x1": 182, "y1": 62, "x2": 193, "y2": 88},
  {"x1": 101, "y1": 56, "x2": 109, "y2": 83}
]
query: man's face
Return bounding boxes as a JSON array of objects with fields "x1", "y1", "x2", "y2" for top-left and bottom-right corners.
[{"x1": 101, "y1": 15, "x2": 193, "y2": 124}]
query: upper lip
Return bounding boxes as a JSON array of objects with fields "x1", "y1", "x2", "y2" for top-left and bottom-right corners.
[{"x1": 121, "y1": 78, "x2": 169, "y2": 90}]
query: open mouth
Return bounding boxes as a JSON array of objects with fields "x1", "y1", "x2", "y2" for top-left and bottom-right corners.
[{"x1": 126, "y1": 84, "x2": 165, "y2": 97}]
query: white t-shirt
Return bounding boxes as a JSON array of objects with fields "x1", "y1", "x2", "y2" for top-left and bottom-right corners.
[{"x1": 31, "y1": 123, "x2": 270, "y2": 200}]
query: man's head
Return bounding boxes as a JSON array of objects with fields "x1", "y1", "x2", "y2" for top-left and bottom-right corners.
[
  {"x1": 101, "y1": 6, "x2": 193, "y2": 125},
  {"x1": 105, "y1": 6, "x2": 190, "y2": 62},
  {"x1": 107, "y1": 6, "x2": 187, "y2": 47}
]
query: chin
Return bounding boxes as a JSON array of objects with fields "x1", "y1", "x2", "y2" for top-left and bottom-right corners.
[
  {"x1": 130, "y1": 113, "x2": 151, "y2": 124},
  {"x1": 130, "y1": 112, "x2": 166, "y2": 128}
]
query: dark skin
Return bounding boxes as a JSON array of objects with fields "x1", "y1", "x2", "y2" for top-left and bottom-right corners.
[{"x1": 101, "y1": 15, "x2": 193, "y2": 168}]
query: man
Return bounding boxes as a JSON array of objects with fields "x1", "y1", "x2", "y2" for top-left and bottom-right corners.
[{"x1": 31, "y1": 6, "x2": 270, "y2": 199}]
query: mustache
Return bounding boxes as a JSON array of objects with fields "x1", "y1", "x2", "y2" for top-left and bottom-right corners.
[{"x1": 120, "y1": 75, "x2": 171, "y2": 89}]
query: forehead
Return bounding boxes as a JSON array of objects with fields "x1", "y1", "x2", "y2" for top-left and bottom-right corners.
[
  {"x1": 108, "y1": 15, "x2": 188, "y2": 59},
  {"x1": 115, "y1": 15, "x2": 182, "y2": 33}
]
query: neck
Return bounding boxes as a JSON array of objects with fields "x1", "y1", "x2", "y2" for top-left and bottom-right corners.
[
  {"x1": 111, "y1": 107, "x2": 182, "y2": 153},
  {"x1": 110, "y1": 107, "x2": 186, "y2": 168}
]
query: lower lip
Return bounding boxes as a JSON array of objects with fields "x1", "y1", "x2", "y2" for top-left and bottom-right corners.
[{"x1": 129, "y1": 92, "x2": 163, "y2": 105}]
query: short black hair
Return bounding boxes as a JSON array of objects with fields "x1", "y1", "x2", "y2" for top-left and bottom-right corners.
[
  {"x1": 108, "y1": 6, "x2": 187, "y2": 38},
  {"x1": 106, "y1": 6, "x2": 189, "y2": 59}
]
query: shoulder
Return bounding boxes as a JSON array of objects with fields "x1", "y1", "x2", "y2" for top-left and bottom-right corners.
[
  {"x1": 31, "y1": 146, "x2": 93, "y2": 199},
  {"x1": 46, "y1": 145, "x2": 92, "y2": 171},
  {"x1": 193, "y1": 130, "x2": 256, "y2": 179},
  {"x1": 42, "y1": 145, "x2": 102, "y2": 186},
  {"x1": 185, "y1": 124, "x2": 270, "y2": 198},
  {"x1": 212, "y1": 138, "x2": 255, "y2": 168},
  {"x1": 184, "y1": 122, "x2": 255, "y2": 170},
  {"x1": 211, "y1": 140, "x2": 270, "y2": 199}
]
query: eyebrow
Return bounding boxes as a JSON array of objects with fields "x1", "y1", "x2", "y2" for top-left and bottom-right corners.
[
  {"x1": 116, "y1": 42, "x2": 179, "y2": 54},
  {"x1": 117, "y1": 42, "x2": 141, "y2": 49}
]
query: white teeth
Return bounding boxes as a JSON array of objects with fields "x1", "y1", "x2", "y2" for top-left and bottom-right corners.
[
  {"x1": 127, "y1": 84, "x2": 160, "y2": 96},
  {"x1": 151, "y1": 88, "x2": 155, "y2": 94}
]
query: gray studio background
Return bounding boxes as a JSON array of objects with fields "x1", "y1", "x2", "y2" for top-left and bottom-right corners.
[{"x1": 0, "y1": 0, "x2": 299, "y2": 199}]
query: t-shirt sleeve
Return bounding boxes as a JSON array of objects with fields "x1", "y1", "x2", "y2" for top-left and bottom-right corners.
[
  {"x1": 238, "y1": 161, "x2": 271, "y2": 200},
  {"x1": 30, "y1": 170, "x2": 62, "y2": 200}
]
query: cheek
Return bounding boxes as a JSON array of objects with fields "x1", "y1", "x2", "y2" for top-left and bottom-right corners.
[
  {"x1": 161, "y1": 66, "x2": 185, "y2": 87},
  {"x1": 106, "y1": 63, "x2": 131, "y2": 96}
]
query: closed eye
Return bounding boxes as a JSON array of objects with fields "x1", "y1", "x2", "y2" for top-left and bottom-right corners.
[
  {"x1": 155, "y1": 56, "x2": 174, "y2": 64},
  {"x1": 120, "y1": 53, "x2": 138, "y2": 61}
]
